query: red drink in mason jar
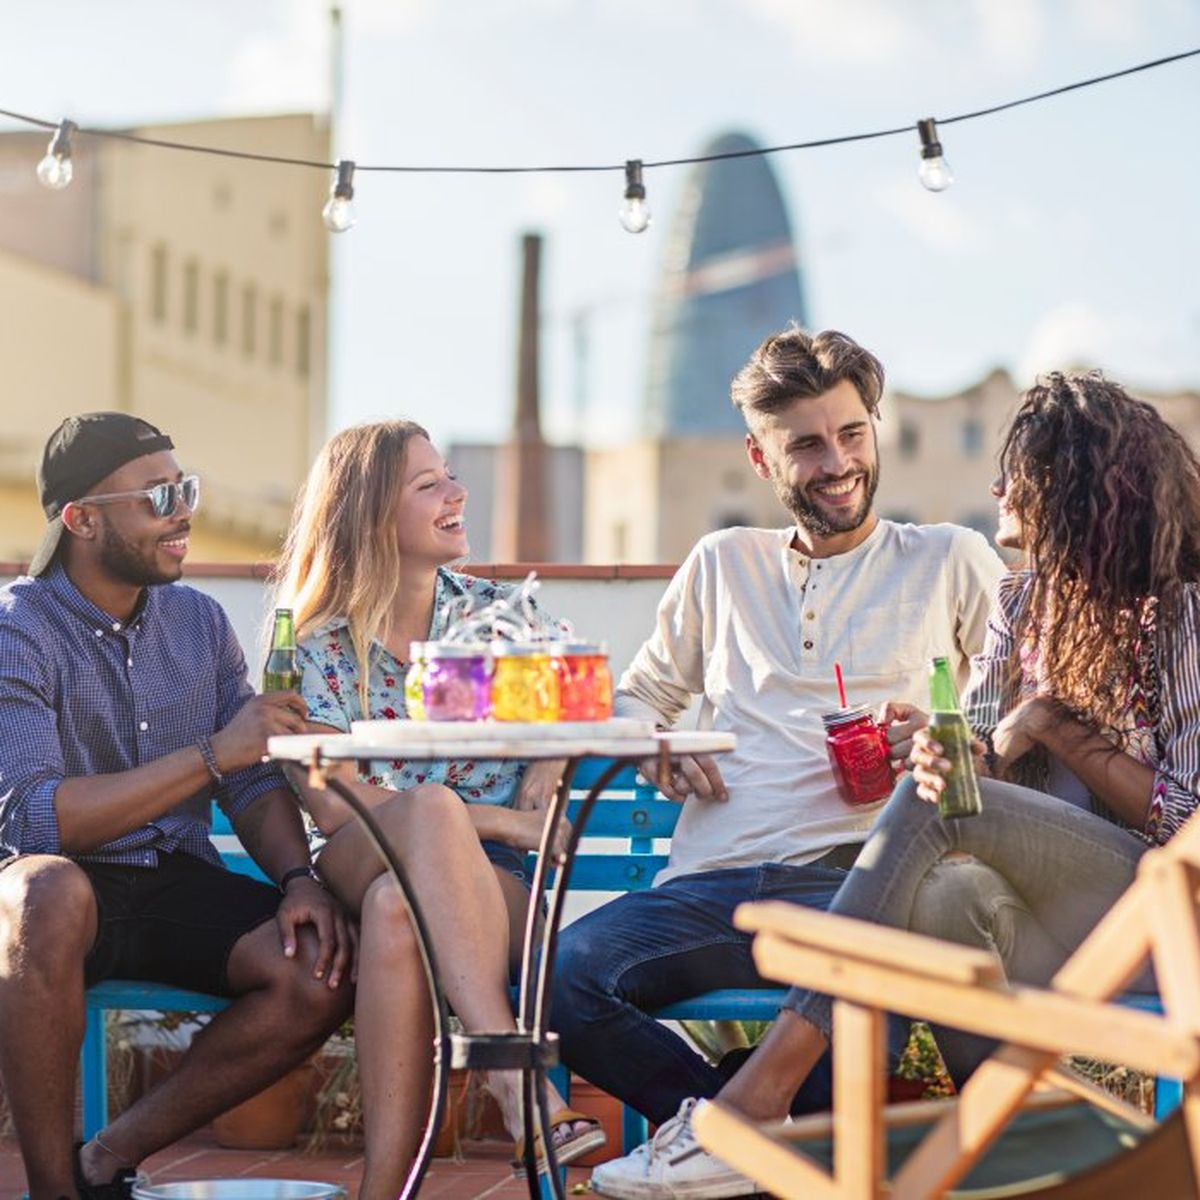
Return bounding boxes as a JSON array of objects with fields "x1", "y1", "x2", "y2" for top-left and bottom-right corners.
[{"x1": 821, "y1": 705, "x2": 895, "y2": 806}]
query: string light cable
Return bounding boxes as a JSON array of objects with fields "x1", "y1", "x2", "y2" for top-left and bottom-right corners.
[{"x1": 1, "y1": 44, "x2": 1196, "y2": 229}]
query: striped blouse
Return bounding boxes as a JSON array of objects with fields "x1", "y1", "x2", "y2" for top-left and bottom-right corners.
[{"x1": 963, "y1": 569, "x2": 1200, "y2": 845}]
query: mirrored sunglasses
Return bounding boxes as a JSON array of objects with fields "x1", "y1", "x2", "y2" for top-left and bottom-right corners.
[{"x1": 76, "y1": 474, "x2": 201, "y2": 519}]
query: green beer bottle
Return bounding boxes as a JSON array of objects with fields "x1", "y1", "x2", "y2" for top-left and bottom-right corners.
[
  {"x1": 927, "y1": 656, "x2": 982, "y2": 819},
  {"x1": 263, "y1": 607, "x2": 301, "y2": 692}
]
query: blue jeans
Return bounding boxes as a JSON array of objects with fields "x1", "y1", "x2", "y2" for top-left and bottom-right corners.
[
  {"x1": 549, "y1": 857, "x2": 907, "y2": 1124},
  {"x1": 785, "y1": 775, "x2": 1152, "y2": 1080}
]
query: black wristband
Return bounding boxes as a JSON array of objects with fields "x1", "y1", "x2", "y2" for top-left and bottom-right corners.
[{"x1": 279, "y1": 865, "x2": 320, "y2": 893}]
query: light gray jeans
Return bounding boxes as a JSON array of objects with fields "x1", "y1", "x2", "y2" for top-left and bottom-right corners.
[{"x1": 783, "y1": 774, "x2": 1152, "y2": 1083}]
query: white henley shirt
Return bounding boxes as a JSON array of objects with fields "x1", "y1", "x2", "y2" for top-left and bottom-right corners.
[{"x1": 614, "y1": 520, "x2": 1005, "y2": 884}]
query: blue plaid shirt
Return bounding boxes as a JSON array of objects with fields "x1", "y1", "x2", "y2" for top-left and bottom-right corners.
[{"x1": 0, "y1": 564, "x2": 283, "y2": 866}]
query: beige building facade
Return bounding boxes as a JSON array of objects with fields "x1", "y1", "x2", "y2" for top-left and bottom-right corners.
[
  {"x1": 0, "y1": 114, "x2": 330, "y2": 564},
  {"x1": 585, "y1": 371, "x2": 1200, "y2": 561}
]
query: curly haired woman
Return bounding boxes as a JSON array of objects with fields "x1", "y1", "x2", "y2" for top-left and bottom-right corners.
[{"x1": 591, "y1": 372, "x2": 1200, "y2": 1200}]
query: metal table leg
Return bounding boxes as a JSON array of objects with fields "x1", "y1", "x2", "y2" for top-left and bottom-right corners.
[
  {"x1": 283, "y1": 764, "x2": 451, "y2": 1200},
  {"x1": 516, "y1": 759, "x2": 631, "y2": 1200},
  {"x1": 290, "y1": 752, "x2": 632, "y2": 1200}
]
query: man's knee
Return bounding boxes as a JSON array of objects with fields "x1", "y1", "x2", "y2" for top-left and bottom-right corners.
[
  {"x1": 549, "y1": 906, "x2": 638, "y2": 1030},
  {"x1": 0, "y1": 856, "x2": 97, "y2": 967},
  {"x1": 910, "y1": 856, "x2": 1024, "y2": 962},
  {"x1": 233, "y1": 922, "x2": 352, "y2": 1031}
]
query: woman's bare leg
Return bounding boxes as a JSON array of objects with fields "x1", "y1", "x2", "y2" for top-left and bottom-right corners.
[
  {"x1": 316, "y1": 784, "x2": 576, "y2": 1189},
  {"x1": 351, "y1": 874, "x2": 433, "y2": 1200}
]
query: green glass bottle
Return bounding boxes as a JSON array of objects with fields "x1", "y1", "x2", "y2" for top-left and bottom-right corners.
[
  {"x1": 927, "y1": 656, "x2": 982, "y2": 819},
  {"x1": 263, "y1": 607, "x2": 301, "y2": 692}
]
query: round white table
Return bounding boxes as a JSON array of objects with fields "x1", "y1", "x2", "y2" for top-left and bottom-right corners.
[{"x1": 268, "y1": 722, "x2": 735, "y2": 1200}]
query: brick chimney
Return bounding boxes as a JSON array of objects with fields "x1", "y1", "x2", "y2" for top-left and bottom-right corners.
[{"x1": 492, "y1": 233, "x2": 549, "y2": 561}]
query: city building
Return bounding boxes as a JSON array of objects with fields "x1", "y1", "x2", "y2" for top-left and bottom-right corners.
[
  {"x1": 0, "y1": 113, "x2": 330, "y2": 563},
  {"x1": 586, "y1": 130, "x2": 809, "y2": 562}
]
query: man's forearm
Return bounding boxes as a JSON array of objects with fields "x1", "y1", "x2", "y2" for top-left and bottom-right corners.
[
  {"x1": 55, "y1": 745, "x2": 216, "y2": 854},
  {"x1": 232, "y1": 789, "x2": 314, "y2": 884}
]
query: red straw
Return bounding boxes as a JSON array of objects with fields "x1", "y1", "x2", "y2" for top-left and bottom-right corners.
[{"x1": 834, "y1": 661, "x2": 847, "y2": 709}]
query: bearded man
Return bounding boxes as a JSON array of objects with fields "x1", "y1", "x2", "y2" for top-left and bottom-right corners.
[{"x1": 548, "y1": 327, "x2": 1004, "y2": 1195}]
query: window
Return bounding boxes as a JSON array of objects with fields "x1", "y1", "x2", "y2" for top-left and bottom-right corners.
[
  {"x1": 213, "y1": 272, "x2": 229, "y2": 346},
  {"x1": 150, "y1": 245, "x2": 168, "y2": 323},
  {"x1": 296, "y1": 304, "x2": 311, "y2": 378},
  {"x1": 241, "y1": 283, "x2": 257, "y2": 357},
  {"x1": 962, "y1": 418, "x2": 983, "y2": 457},
  {"x1": 268, "y1": 296, "x2": 284, "y2": 365},
  {"x1": 182, "y1": 260, "x2": 199, "y2": 334},
  {"x1": 898, "y1": 421, "x2": 919, "y2": 459}
]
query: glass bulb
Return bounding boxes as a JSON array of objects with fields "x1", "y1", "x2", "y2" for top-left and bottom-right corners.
[
  {"x1": 37, "y1": 152, "x2": 73, "y2": 190},
  {"x1": 918, "y1": 156, "x2": 953, "y2": 193},
  {"x1": 619, "y1": 197, "x2": 651, "y2": 234},
  {"x1": 322, "y1": 194, "x2": 355, "y2": 233}
]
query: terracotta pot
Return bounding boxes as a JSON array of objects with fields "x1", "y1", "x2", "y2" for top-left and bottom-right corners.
[
  {"x1": 212, "y1": 1061, "x2": 318, "y2": 1150},
  {"x1": 562, "y1": 1075, "x2": 625, "y2": 1167}
]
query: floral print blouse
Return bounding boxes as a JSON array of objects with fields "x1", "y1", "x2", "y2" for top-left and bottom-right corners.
[{"x1": 298, "y1": 568, "x2": 561, "y2": 807}]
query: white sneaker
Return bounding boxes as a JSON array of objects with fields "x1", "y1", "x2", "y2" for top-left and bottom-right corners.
[{"x1": 590, "y1": 1098, "x2": 759, "y2": 1199}]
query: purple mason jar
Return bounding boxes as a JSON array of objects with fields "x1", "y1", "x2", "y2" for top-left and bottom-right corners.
[{"x1": 422, "y1": 643, "x2": 492, "y2": 721}]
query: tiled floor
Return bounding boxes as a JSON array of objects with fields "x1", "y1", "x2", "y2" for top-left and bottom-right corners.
[{"x1": 0, "y1": 1133, "x2": 595, "y2": 1199}]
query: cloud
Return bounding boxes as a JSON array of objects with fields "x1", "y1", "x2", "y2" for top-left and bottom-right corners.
[
  {"x1": 1065, "y1": 0, "x2": 1192, "y2": 42},
  {"x1": 973, "y1": 0, "x2": 1047, "y2": 70},
  {"x1": 524, "y1": 174, "x2": 572, "y2": 224},
  {"x1": 221, "y1": 0, "x2": 434, "y2": 115},
  {"x1": 874, "y1": 179, "x2": 984, "y2": 253},
  {"x1": 741, "y1": 0, "x2": 929, "y2": 66},
  {"x1": 222, "y1": 7, "x2": 328, "y2": 113},
  {"x1": 1018, "y1": 301, "x2": 1199, "y2": 388}
]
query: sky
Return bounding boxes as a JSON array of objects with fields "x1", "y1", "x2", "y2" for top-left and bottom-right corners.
[{"x1": 3, "y1": 0, "x2": 1199, "y2": 447}]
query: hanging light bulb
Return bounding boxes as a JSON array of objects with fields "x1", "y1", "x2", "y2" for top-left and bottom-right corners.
[
  {"x1": 916, "y1": 118, "x2": 953, "y2": 192},
  {"x1": 619, "y1": 159, "x2": 651, "y2": 234},
  {"x1": 37, "y1": 119, "x2": 77, "y2": 190},
  {"x1": 322, "y1": 159, "x2": 356, "y2": 232}
]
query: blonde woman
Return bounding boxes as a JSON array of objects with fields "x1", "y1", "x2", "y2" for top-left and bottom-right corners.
[{"x1": 275, "y1": 420, "x2": 603, "y2": 1200}]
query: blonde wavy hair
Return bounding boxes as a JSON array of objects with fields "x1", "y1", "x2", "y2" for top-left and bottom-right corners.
[{"x1": 274, "y1": 419, "x2": 431, "y2": 715}]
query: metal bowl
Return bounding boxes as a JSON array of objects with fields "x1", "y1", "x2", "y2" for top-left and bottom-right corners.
[{"x1": 132, "y1": 1182, "x2": 347, "y2": 1200}]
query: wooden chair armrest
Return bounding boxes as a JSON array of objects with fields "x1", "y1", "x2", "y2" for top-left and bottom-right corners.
[
  {"x1": 752, "y1": 932, "x2": 1199, "y2": 1078},
  {"x1": 735, "y1": 901, "x2": 1005, "y2": 986}
]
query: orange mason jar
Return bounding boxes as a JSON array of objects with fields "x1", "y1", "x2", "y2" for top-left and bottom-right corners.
[{"x1": 558, "y1": 642, "x2": 614, "y2": 721}]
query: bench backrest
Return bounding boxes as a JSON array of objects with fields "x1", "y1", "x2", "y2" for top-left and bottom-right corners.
[{"x1": 210, "y1": 757, "x2": 681, "y2": 892}]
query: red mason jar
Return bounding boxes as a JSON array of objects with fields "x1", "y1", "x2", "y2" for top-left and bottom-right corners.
[{"x1": 821, "y1": 704, "x2": 895, "y2": 806}]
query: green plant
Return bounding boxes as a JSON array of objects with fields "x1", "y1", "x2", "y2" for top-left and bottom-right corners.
[{"x1": 894, "y1": 1022, "x2": 954, "y2": 1098}]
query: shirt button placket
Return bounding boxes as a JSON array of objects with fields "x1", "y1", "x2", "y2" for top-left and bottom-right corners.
[{"x1": 803, "y1": 561, "x2": 824, "y2": 651}]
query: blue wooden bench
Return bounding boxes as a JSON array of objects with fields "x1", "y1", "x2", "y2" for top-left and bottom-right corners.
[
  {"x1": 81, "y1": 760, "x2": 1182, "y2": 1149},
  {"x1": 81, "y1": 760, "x2": 791, "y2": 1145}
]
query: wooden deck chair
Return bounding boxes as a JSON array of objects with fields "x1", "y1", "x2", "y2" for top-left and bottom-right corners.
[{"x1": 691, "y1": 813, "x2": 1200, "y2": 1199}]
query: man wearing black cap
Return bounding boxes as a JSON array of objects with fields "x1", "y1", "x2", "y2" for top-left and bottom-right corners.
[{"x1": 0, "y1": 413, "x2": 355, "y2": 1199}]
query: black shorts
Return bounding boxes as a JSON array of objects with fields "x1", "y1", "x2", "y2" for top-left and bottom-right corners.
[{"x1": 78, "y1": 851, "x2": 280, "y2": 996}]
